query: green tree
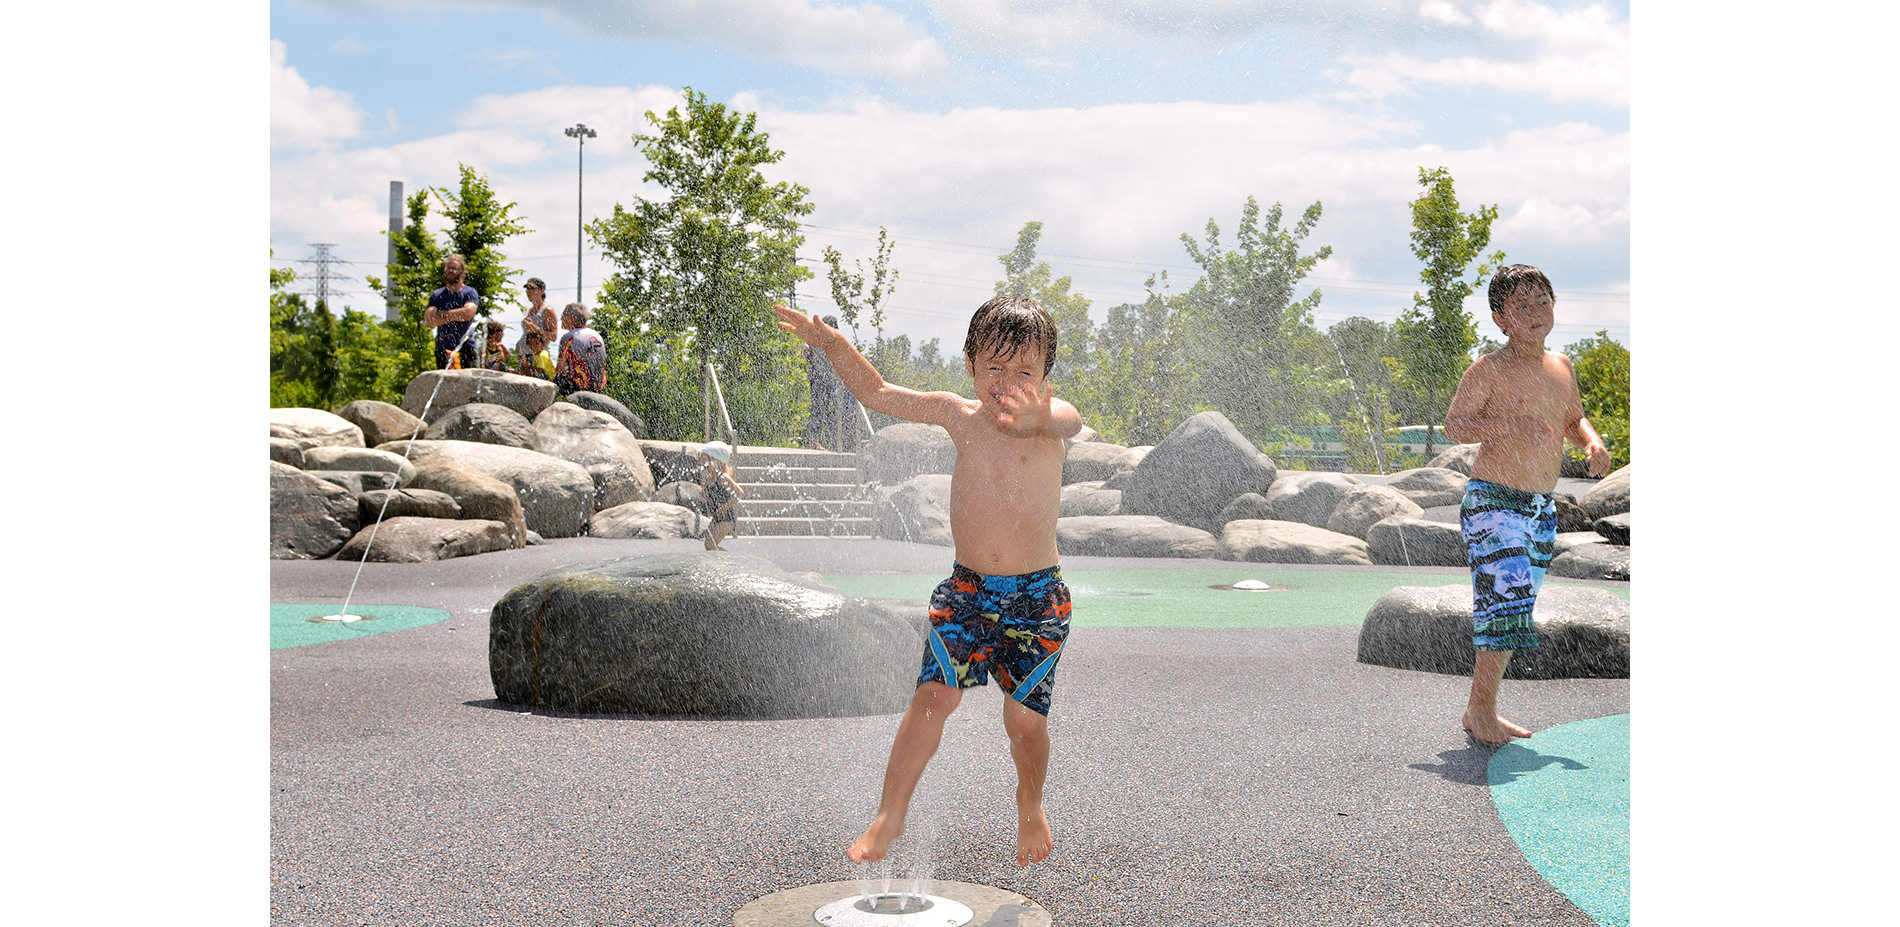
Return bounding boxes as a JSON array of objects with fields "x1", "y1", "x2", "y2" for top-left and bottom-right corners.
[
  {"x1": 366, "y1": 190, "x2": 444, "y2": 384},
  {"x1": 589, "y1": 87, "x2": 815, "y2": 443},
  {"x1": 1178, "y1": 197, "x2": 1334, "y2": 444},
  {"x1": 433, "y1": 163, "x2": 530, "y2": 322},
  {"x1": 1324, "y1": 316, "x2": 1403, "y2": 472},
  {"x1": 994, "y1": 221, "x2": 1094, "y2": 378},
  {"x1": 1564, "y1": 330, "x2": 1631, "y2": 469},
  {"x1": 273, "y1": 258, "x2": 409, "y2": 408},
  {"x1": 1392, "y1": 166, "x2": 1505, "y2": 457},
  {"x1": 823, "y1": 226, "x2": 910, "y2": 397},
  {"x1": 1083, "y1": 272, "x2": 1200, "y2": 446}
]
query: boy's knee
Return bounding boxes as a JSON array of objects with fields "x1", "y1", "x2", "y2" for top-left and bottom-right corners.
[
  {"x1": 914, "y1": 681, "x2": 962, "y2": 712},
  {"x1": 1002, "y1": 699, "x2": 1049, "y2": 741}
]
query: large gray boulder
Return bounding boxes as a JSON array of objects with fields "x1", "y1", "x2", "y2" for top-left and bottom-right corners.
[
  {"x1": 1059, "y1": 481, "x2": 1122, "y2": 517},
  {"x1": 861, "y1": 423, "x2": 957, "y2": 484},
  {"x1": 403, "y1": 457, "x2": 525, "y2": 548},
  {"x1": 876, "y1": 474, "x2": 954, "y2": 547},
  {"x1": 335, "y1": 399, "x2": 424, "y2": 448},
  {"x1": 1550, "y1": 543, "x2": 1630, "y2": 581},
  {"x1": 1218, "y1": 519, "x2": 1371, "y2": 565},
  {"x1": 269, "y1": 438, "x2": 305, "y2": 468},
  {"x1": 1385, "y1": 468, "x2": 1468, "y2": 508},
  {"x1": 1326, "y1": 484, "x2": 1425, "y2": 539},
  {"x1": 1216, "y1": 492, "x2": 1272, "y2": 526},
  {"x1": 655, "y1": 481, "x2": 710, "y2": 515},
  {"x1": 270, "y1": 461, "x2": 360, "y2": 559},
  {"x1": 638, "y1": 439, "x2": 707, "y2": 487},
  {"x1": 533, "y1": 403, "x2": 656, "y2": 509},
  {"x1": 423, "y1": 403, "x2": 537, "y2": 449},
  {"x1": 1579, "y1": 465, "x2": 1631, "y2": 519},
  {"x1": 376, "y1": 440, "x2": 595, "y2": 538},
  {"x1": 1357, "y1": 585, "x2": 1630, "y2": 679},
  {"x1": 489, "y1": 553, "x2": 925, "y2": 717},
  {"x1": 1426, "y1": 443, "x2": 1481, "y2": 475},
  {"x1": 563, "y1": 391, "x2": 646, "y2": 439},
  {"x1": 1556, "y1": 494, "x2": 1594, "y2": 533},
  {"x1": 305, "y1": 470, "x2": 398, "y2": 494},
  {"x1": 1264, "y1": 472, "x2": 1362, "y2": 529},
  {"x1": 1121, "y1": 412, "x2": 1276, "y2": 533},
  {"x1": 335, "y1": 516, "x2": 514, "y2": 562},
  {"x1": 302, "y1": 446, "x2": 417, "y2": 488},
  {"x1": 1063, "y1": 441, "x2": 1128, "y2": 485},
  {"x1": 1594, "y1": 512, "x2": 1630, "y2": 545},
  {"x1": 401, "y1": 368, "x2": 557, "y2": 424},
  {"x1": 1057, "y1": 515, "x2": 1219, "y2": 559},
  {"x1": 586, "y1": 501, "x2": 701, "y2": 539},
  {"x1": 1366, "y1": 516, "x2": 1467, "y2": 567},
  {"x1": 358, "y1": 488, "x2": 460, "y2": 523},
  {"x1": 269, "y1": 408, "x2": 364, "y2": 451}
]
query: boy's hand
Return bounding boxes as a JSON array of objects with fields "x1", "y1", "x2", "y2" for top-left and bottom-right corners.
[
  {"x1": 772, "y1": 303, "x2": 834, "y2": 347},
  {"x1": 992, "y1": 381, "x2": 1055, "y2": 436},
  {"x1": 1584, "y1": 439, "x2": 1611, "y2": 477}
]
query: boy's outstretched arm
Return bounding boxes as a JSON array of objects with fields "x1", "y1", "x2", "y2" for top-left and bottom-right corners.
[
  {"x1": 772, "y1": 304, "x2": 961, "y2": 427},
  {"x1": 993, "y1": 381, "x2": 1082, "y2": 440}
]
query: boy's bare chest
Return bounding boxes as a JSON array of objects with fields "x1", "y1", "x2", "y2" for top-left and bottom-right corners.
[{"x1": 1483, "y1": 359, "x2": 1572, "y2": 420}]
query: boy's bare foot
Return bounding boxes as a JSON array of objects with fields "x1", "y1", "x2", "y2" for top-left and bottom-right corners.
[
  {"x1": 1462, "y1": 708, "x2": 1533, "y2": 745},
  {"x1": 1016, "y1": 806, "x2": 1053, "y2": 867},
  {"x1": 847, "y1": 815, "x2": 904, "y2": 862}
]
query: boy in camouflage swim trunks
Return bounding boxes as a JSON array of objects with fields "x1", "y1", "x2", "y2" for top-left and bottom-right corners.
[
  {"x1": 1444, "y1": 264, "x2": 1612, "y2": 745},
  {"x1": 774, "y1": 295, "x2": 1081, "y2": 868}
]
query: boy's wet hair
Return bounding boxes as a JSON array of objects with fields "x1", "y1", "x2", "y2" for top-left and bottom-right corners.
[
  {"x1": 1488, "y1": 264, "x2": 1555, "y2": 312},
  {"x1": 963, "y1": 294, "x2": 1058, "y2": 375}
]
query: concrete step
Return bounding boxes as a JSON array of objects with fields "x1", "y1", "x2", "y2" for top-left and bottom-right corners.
[
  {"x1": 737, "y1": 516, "x2": 877, "y2": 538},
  {"x1": 740, "y1": 481, "x2": 870, "y2": 502},
  {"x1": 742, "y1": 499, "x2": 875, "y2": 519},
  {"x1": 736, "y1": 465, "x2": 863, "y2": 485}
]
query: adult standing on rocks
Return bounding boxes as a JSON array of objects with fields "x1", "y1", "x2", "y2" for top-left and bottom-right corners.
[
  {"x1": 516, "y1": 277, "x2": 558, "y2": 363},
  {"x1": 425, "y1": 254, "x2": 481, "y2": 369}
]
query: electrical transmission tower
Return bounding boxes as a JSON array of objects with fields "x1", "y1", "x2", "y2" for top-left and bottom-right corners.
[{"x1": 295, "y1": 243, "x2": 354, "y2": 311}]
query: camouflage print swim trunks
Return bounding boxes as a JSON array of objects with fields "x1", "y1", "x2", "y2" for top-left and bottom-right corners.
[
  {"x1": 919, "y1": 563, "x2": 1072, "y2": 716},
  {"x1": 1460, "y1": 478, "x2": 1559, "y2": 652}
]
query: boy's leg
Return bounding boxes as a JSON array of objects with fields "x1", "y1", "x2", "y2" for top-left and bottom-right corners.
[
  {"x1": 1464, "y1": 650, "x2": 1532, "y2": 744},
  {"x1": 1002, "y1": 698, "x2": 1053, "y2": 866},
  {"x1": 849, "y1": 681, "x2": 962, "y2": 862}
]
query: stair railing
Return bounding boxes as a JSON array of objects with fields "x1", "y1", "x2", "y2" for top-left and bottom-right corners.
[{"x1": 702, "y1": 361, "x2": 741, "y2": 452}]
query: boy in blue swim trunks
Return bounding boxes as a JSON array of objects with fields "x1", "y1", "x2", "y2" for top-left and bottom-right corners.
[
  {"x1": 774, "y1": 295, "x2": 1082, "y2": 868},
  {"x1": 1444, "y1": 264, "x2": 1612, "y2": 744}
]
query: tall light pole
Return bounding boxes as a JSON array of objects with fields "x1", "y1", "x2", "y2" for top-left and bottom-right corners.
[{"x1": 563, "y1": 123, "x2": 597, "y2": 304}]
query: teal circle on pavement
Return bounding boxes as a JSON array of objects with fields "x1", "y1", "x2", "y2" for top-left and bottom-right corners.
[
  {"x1": 821, "y1": 568, "x2": 1628, "y2": 629},
  {"x1": 270, "y1": 603, "x2": 451, "y2": 650},
  {"x1": 1488, "y1": 713, "x2": 1630, "y2": 927}
]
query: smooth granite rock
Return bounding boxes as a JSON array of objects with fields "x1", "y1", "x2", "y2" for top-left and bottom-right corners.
[
  {"x1": 303, "y1": 446, "x2": 417, "y2": 488},
  {"x1": 401, "y1": 368, "x2": 557, "y2": 424},
  {"x1": 269, "y1": 438, "x2": 305, "y2": 468},
  {"x1": 270, "y1": 461, "x2": 360, "y2": 559},
  {"x1": 860, "y1": 423, "x2": 958, "y2": 484},
  {"x1": 587, "y1": 501, "x2": 701, "y2": 539},
  {"x1": 424, "y1": 403, "x2": 538, "y2": 449},
  {"x1": 1057, "y1": 515, "x2": 1220, "y2": 559},
  {"x1": 1385, "y1": 467, "x2": 1468, "y2": 508},
  {"x1": 1326, "y1": 484, "x2": 1425, "y2": 539},
  {"x1": 1121, "y1": 411, "x2": 1276, "y2": 533},
  {"x1": 335, "y1": 399, "x2": 424, "y2": 448},
  {"x1": 335, "y1": 516, "x2": 514, "y2": 562},
  {"x1": 562, "y1": 391, "x2": 646, "y2": 439},
  {"x1": 269, "y1": 408, "x2": 364, "y2": 451},
  {"x1": 533, "y1": 402, "x2": 656, "y2": 509},
  {"x1": 1063, "y1": 440, "x2": 1128, "y2": 485},
  {"x1": 1594, "y1": 512, "x2": 1630, "y2": 545},
  {"x1": 1549, "y1": 543, "x2": 1630, "y2": 581},
  {"x1": 1366, "y1": 516, "x2": 1467, "y2": 567},
  {"x1": 405, "y1": 459, "x2": 528, "y2": 548},
  {"x1": 376, "y1": 439, "x2": 594, "y2": 538},
  {"x1": 1579, "y1": 465, "x2": 1631, "y2": 519},
  {"x1": 876, "y1": 474, "x2": 954, "y2": 547},
  {"x1": 1264, "y1": 472, "x2": 1362, "y2": 529},
  {"x1": 357, "y1": 488, "x2": 460, "y2": 523},
  {"x1": 1425, "y1": 443, "x2": 1481, "y2": 475},
  {"x1": 1356, "y1": 584, "x2": 1630, "y2": 679},
  {"x1": 1059, "y1": 481, "x2": 1122, "y2": 517},
  {"x1": 1218, "y1": 519, "x2": 1371, "y2": 565},
  {"x1": 488, "y1": 553, "x2": 925, "y2": 717}
]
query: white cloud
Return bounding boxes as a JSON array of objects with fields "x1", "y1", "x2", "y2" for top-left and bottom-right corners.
[
  {"x1": 1344, "y1": 0, "x2": 1628, "y2": 106},
  {"x1": 271, "y1": 39, "x2": 369, "y2": 150}
]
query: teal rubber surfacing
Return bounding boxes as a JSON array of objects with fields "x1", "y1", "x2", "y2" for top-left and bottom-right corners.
[
  {"x1": 1488, "y1": 713, "x2": 1630, "y2": 927},
  {"x1": 270, "y1": 603, "x2": 452, "y2": 650}
]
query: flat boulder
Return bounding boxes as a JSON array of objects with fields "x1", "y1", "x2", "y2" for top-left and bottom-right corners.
[
  {"x1": 269, "y1": 408, "x2": 363, "y2": 451},
  {"x1": 876, "y1": 474, "x2": 953, "y2": 547},
  {"x1": 402, "y1": 368, "x2": 557, "y2": 423},
  {"x1": 270, "y1": 460, "x2": 360, "y2": 559},
  {"x1": 1216, "y1": 492, "x2": 1272, "y2": 526},
  {"x1": 488, "y1": 552, "x2": 924, "y2": 717},
  {"x1": 303, "y1": 446, "x2": 417, "y2": 488},
  {"x1": 563, "y1": 391, "x2": 646, "y2": 439},
  {"x1": 1366, "y1": 516, "x2": 1466, "y2": 567},
  {"x1": 377, "y1": 439, "x2": 594, "y2": 538},
  {"x1": 306, "y1": 470, "x2": 398, "y2": 494},
  {"x1": 1556, "y1": 495, "x2": 1594, "y2": 532},
  {"x1": 1264, "y1": 472, "x2": 1361, "y2": 529},
  {"x1": 335, "y1": 516, "x2": 514, "y2": 562},
  {"x1": 1059, "y1": 481, "x2": 1122, "y2": 517},
  {"x1": 424, "y1": 403, "x2": 537, "y2": 449},
  {"x1": 1550, "y1": 543, "x2": 1630, "y2": 581},
  {"x1": 533, "y1": 403, "x2": 656, "y2": 509},
  {"x1": 336, "y1": 400, "x2": 423, "y2": 448},
  {"x1": 405, "y1": 458, "x2": 528, "y2": 548},
  {"x1": 1385, "y1": 467, "x2": 1468, "y2": 508},
  {"x1": 1356, "y1": 584, "x2": 1629, "y2": 679},
  {"x1": 1326, "y1": 484, "x2": 1424, "y2": 539},
  {"x1": 861, "y1": 423, "x2": 957, "y2": 484},
  {"x1": 1057, "y1": 515, "x2": 1219, "y2": 559},
  {"x1": 270, "y1": 438, "x2": 305, "y2": 468},
  {"x1": 588, "y1": 501, "x2": 700, "y2": 539},
  {"x1": 1594, "y1": 512, "x2": 1630, "y2": 545},
  {"x1": 1063, "y1": 440, "x2": 1128, "y2": 485},
  {"x1": 638, "y1": 439, "x2": 706, "y2": 488},
  {"x1": 1218, "y1": 519, "x2": 1370, "y2": 565},
  {"x1": 358, "y1": 488, "x2": 460, "y2": 523},
  {"x1": 1121, "y1": 411, "x2": 1276, "y2": 533},
  {"x1": 1579, "y1": 465, "x2": 1631, "y2": 519}
]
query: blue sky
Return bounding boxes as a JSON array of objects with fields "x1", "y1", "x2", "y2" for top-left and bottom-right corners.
[{"x1": 270, "y1": 0, "x2": 1632, "y2": 354}]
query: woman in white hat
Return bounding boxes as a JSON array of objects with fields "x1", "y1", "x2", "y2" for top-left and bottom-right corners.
[{"x1": 696, "y1": 441, "x2": 744, "y2": 551}]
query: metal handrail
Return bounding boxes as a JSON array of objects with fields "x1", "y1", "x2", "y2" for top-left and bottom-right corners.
[{"x1": 703, "y1": 361, "x2": 740, "y2": 448}]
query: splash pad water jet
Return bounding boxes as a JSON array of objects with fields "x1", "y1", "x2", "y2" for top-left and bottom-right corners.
[{"x1": 732, "y1": 880, "x2": 1046, "y2": 927}]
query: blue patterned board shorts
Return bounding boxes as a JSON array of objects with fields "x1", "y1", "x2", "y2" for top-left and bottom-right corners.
[
  {"x1": 1460, "y1": 479, "x2": 1559, "y2": 652},
  {"x1": 919, "y1": 563, "x2": 1072, "y2": 716}
]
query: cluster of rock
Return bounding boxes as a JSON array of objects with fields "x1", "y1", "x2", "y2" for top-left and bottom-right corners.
[{"x1": 871, "y1": 411, "x2": 1631, "y2": 581}]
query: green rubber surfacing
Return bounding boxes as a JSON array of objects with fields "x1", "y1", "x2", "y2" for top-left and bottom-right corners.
[
  {"x1": 270, "y1": 603, "x2": 451, "y2": 650},
  {"x1": 822, "y1": 567, "x2": 1630, "y2": 629},
  {"x1": 1489, "y1": 714, "x2": 1630, "y2": 927}
]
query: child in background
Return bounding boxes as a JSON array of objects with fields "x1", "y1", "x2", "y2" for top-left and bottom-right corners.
[
  {"x1": 696, "y1": 441, "x2": 743, "y2": 552},
  {"x1": 481, "y1": 321, "x2": 512, "y2": 371},
  {"x1": 518, "y1": 329, "x2": 555, "y2": 380}
]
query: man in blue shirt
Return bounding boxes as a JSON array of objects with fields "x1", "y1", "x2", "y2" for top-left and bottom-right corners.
[{"x1": 425, "y1": 254, "x2": 481, "y2": 369}]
